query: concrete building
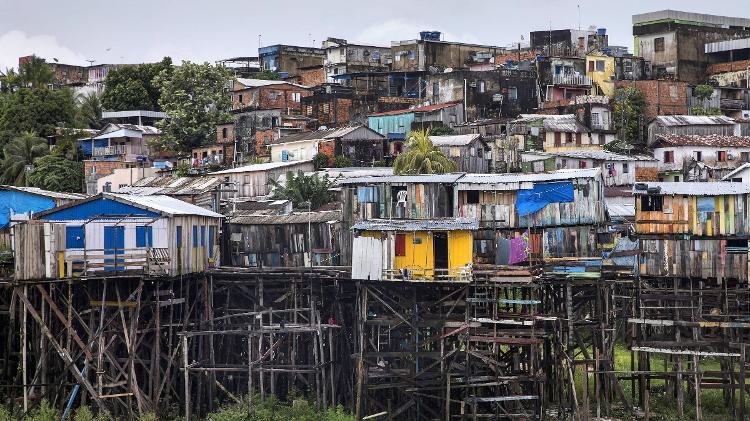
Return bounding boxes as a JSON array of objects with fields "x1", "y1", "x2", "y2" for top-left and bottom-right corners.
[
  {"x1": 258, "y1": 45, "x2": 325, "y2": 79},
  {"x1": 705, "y1": 38, "x2": 750, "y2": 119},
  {"x1": 269, "y1": 126, "x2": 385, "y2": 166},
  {"x1": 322, "y1": 38, "x2": 391, "y2": 83},
  {"x1": 633, "y1": 10, "x2": 750, "y2": 83},
  {"x1": 390, "y1": 32, "x2": 504, "y2": 73},
  {"x1": 232, "y1": 78, "x2": 311, "y2": 114}
]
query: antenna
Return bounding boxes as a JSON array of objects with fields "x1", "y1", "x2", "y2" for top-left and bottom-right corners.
[
  {"x1": 578, "y1": 4, "x2": 581, "y2": 30},
  {"x1": 85, "y1": 59, "x2": 96, "y2": 67}
]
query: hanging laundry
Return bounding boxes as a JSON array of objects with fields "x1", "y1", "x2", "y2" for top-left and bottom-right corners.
[{"x1": 508, "y1": 230, "x2": 531, "y2": 265}]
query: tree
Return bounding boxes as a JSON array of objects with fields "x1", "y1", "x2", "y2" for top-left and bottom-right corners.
[
  {"x1": 430, "y1": 126, "x2": 455, "y2": 136},
  {"x1": 312, "y1": 152, "x2": 330, "y2": 170},
  {"x1": 154, "y1": 61, "x2": 232, "y2": 152},
  {"x1": 18, "y1": 55, "x2": 54, "y2": 89},
  {"x1": 75, "y1": 91, "x2": 103, "y2": 129},
  {"x1": 0, "y1": 68, "x2": 21, "y2": 92},
  {"x1": 27, "y1": 155, "x2": 83, "y2": 192},
  {"x1": 612, "y1": 87, "x2": 646, "y2": 148},
  {"x1": 0, "y1": 87, "x2": 76, "y2": 139},
  {"x1": 393, "y1": 130, "x2": 457, "y2": 175},
  {"x1": 269, "y1": 171, "x2": 334, "y2": 210},
  {"x1": 0, "y1": 131, "x2": 49, "y2": 186},
  {"x1": 693, "y1": 84, "x2": 715, "y2": 102},
  {"x1": 332, "y1": 155, "x2": 352, "y2": 168},
  {"x1": 101, "y1": 57, "x2": 172, "y2": 111}
]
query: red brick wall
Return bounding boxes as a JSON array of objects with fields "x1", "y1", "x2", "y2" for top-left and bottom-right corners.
[
  {"x1": 303, "y1": 98, "x2": 353, "y2": 126},
  {"x1": 615, "y1": 80, "x2": 689, "y2": 122},
  {"x1": 298, "y1": 67, "x2": 325, "y2": 87},
  {"x1": 318, "y1": 140, "x2": 336, "y2": 161},
  {"x1": 84, "y1": 160, "x2": 128, "y2": 177},
  {"x1": 232, "y1": 85, "x2": 311, "y2": 112},
  {"x1": 255, "y1": 129, "x2": 275, "y2": 156},
  {"x1": 708, "y1": 59, "x2": 750, "y2": 75},
  {"x1": 216, "y1": 123, "x2": 235, "y2": 144}
]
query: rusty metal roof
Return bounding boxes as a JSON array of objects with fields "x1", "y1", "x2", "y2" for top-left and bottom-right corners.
[
  {"x1": 653, "y1": 134, "x2": 750, "y2": 148},
  {"x1": 120, "y1": 176, "x2": 223, "y2": 196},
  {"x1": 351, "y1": 218, "x2": 478, "y2": 231},
  {"x1": 229, "y1": 210, "x2": 342, "y2": 225},
  {"x1": 633, "y1": 182, "x2": 750, "y2": 196},
  {"x1": 651, "y1": 115, "x2": 736, "y2": 127}
]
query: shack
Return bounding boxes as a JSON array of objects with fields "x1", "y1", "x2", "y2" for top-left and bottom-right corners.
[
  {"x1": 223, "y1": 209, "x2": 342, "y2": 267},
  {"x1": 351, "y1": 218, "x2": 476, "y2": 281},
  {"x1": 14, "y1": 193, "x2": 223, "y2": 280},
  {"x1": 634, "y1": 182, "x2": 750, "y2": 281},
  {"x1": 429, "y1": 134, "x2": 491, "y2": 173},
  {"x1": 209, "y1": 160, "x2": 313, "y2": 198}
]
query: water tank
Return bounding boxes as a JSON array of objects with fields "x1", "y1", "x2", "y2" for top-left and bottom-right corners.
[
  {"x1": 597, "y1": 28, "x2": 607, "y2": 37},
  {"x1": 420, "y1": 31, "x2": 442, "y2": 41}
]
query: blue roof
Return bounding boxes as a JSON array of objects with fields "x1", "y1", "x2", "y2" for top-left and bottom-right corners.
[
  {"x1": 39, "y1": 196, "x2": 160, "y2": 221},
  {"x1": 0, "y1": 190, "x2": 56, "y2": 228}
]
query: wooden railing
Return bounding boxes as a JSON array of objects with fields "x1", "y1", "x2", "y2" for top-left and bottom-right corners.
[
  {"x1": 60, "y1": 247, "x2": 170, "y2": 277},
  {"x1": 381, "y1": 266, "x2": 473, "y2": 282}
]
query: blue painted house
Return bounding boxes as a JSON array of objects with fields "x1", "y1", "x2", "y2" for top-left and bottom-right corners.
[{"x1": 14, "y1": 193, "x2": 223, "y2": 280}]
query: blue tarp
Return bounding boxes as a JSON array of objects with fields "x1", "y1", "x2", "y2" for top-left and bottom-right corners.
[
  {"x1": 516, "y1": 182, "x2": 574, "y2": 217},
  {"x1": 0, "y1": 191, "x2": 56, "y2": 229},
  {"x1": 357, "y1": 186, "x2": 379, "y2": 203}
]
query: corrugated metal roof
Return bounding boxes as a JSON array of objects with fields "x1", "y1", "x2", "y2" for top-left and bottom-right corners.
[
  {"x1": 722, "y1": 163, "x2": 750, "y2": 180},
  {"x1": 367, "y1": 101, "x2": 462, "y2": 117},
  {"x1": 101, "y1": 110, "x2": 168, "y2": 119},
  {"x1": 606, "y1": 203, "x2": 635, "y2": 218},
  {"x1": 229, "y1": 210, "x2": 341, "y2": 225},
  {"x1": 268, "y1": 126, "x2": 381, "y2": 145},
  {"x1": 654, "y1": 134, "x2": 750, "y2": 147},
  {"x1": 234, "y1": 78, "x2": 309, "y2": 89},
  {"x1": 537, "y1": 150, "x2": 656, "y2": 161},
  {"x1": 458, "y1": 168, "x2": 602, "y2": 185},
  {"x1": 430, "y1": 134, "x2": 481, "y2": 147},
  {"x1": 652, "y1": 115, "x2": 736, "y2": 127},
  {"x1": 351, "y1": 218, "x2": 478, "y2": 231},
  {"x1": 119, "y1": 176, "x2": 223, "y2": 196},
  {"x1": 513, "y1": 114, "x2": 588, "y2": 133},
  {"x1": 107, "y1": 194, "x2": 224, "y2": 217},
  {"x1": 337, "y1": 173, "x2": 466, "y2": 185},
  {"x1": 633, "y1": 182, "x2": 750, "y2": 196},
  {"x1": 209, "y1": 160, "x2": 313, "y2": 175},
  {"x1": 705, "y1": 38, "x2": 750, "y2": 53},
  {"x1": 0, "y1": 186, "x2": 88, "y2": 200}
]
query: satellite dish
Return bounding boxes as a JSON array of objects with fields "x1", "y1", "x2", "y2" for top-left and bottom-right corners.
[{"x1": 444, "y1": 67, "x2": 453, "y2": 73}]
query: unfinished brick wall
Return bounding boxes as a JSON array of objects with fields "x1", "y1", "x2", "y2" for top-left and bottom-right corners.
[
  {"x1": 298, "y1": 67, "x2": 326, "y2": 87},
  {"x1": 707, "y1": 59, "x2": 750, "y2": 75},
  {"x1": 615, "y1": 80, "x2": 689, "y2": 122},
  {"x1": 216, "y1": 123, "x2": 235, "y2": 144},
  {"x1": 303, "y1": 98, "x2": 353, "y2": 127},
  {"x1": 84, "y1": 160, "x2": 129, "y2": 177},
  {"x1": 255, "y1": 129, "x2": 275, "y2": 156},
  {"x1": 232, "y1": 85, "x2": 311, "y2": 113},
  {"x1": 318, "y1": 140, "x2": 336, "y2": 161}
]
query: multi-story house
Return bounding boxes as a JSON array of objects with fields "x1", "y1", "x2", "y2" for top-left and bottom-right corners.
[
  {"x1": 651, "y1": 133, "x2": 750, "y2": 181},
  {"x1": 232, "y1": 78, "x2": 311, "y2": 114},
  {"x1": 258, "y1": 45, "x2": 325, "y2": 79},
  {"x1": 322, "y1": 38, "x2": 391, "y2": 83},
  {"x1": 705, "y1": 38, "x2": 750, "y2": 119},
  {"x1": 390, "y1": 31, "x2": 504, "y2": 73}
]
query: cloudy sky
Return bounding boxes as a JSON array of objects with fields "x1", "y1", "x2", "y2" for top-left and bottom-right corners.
[{"x1": 0, "y1": 0, "x2": 746, "y2": 70}]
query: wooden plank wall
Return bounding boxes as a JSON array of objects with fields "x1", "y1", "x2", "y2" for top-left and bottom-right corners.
[
  {"x1": 640, "y1": 238, "x2": 749, "y2": 281},
  {"x1": 636, "y1": 193, "x2": 750, "y2": 236},
  {"x1": 472, "y1": 226, "x2": 599, "y2": 264}
]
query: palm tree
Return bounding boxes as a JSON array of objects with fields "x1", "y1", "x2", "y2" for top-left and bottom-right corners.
[
  {"x1": 0, "y1": 67, "x2": 21, "y2": 92},
  {"x1": 75, "y1": 91, "x2": 103, "y2": 129},
  {"x1": 393, "y1": 129, "x2": 457, "y2": 175},
  {"x1": 269, "y1": 171, "x2": 334, "y2": 210},
  {"x1": 1, "y1": 132, "x2": 49, "y2": 186}
]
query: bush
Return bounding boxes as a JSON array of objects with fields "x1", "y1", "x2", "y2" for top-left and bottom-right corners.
[
  {"x1": 332, "y1": 155, "x2": 352, "y2": 168},
  {"x1": 312, "y1": 153, "x2": 330, "y2": 170},
  {"x1": 206, "y1": 396, "x2": 354, "y2": 421}
]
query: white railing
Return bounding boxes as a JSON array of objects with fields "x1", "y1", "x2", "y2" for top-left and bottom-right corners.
[
  {"x1": 553, "y1": 74, "x2": 591, "y2": 86},
  {"x1": 93, "y1": 145, "x2": 127, "y2": 156},
  {"x1": 382, "y1": 266, "x2": 473, "y2": 282}
]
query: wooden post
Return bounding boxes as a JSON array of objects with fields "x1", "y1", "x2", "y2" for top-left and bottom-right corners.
[
  {"x1": 183, "y1": 335, "x2": 190, "y2": 421},
  {"x1": 740, "y1": 345, "x2": 746, "y2": 421},
  {"x1": 21, "y1": 286, "x2": 28, "y2": 413}
]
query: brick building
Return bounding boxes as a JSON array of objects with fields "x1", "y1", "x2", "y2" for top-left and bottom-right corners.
[
  {"x1": 615, "y1": 80, "x2": 690, "y2": 123},
  {"x1": 232, "y1": 78, "x2": 311, "y2": 114}
]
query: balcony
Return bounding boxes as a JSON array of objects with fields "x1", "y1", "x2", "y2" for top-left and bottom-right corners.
[
  {"x1": 93, "y1": 145, "x2": 127, "y2": 157},
  {"x1": 553, "y1": 74, "x2": 591, "y2": 87},
  {"x1": 721, "y1": 98, "x2": 748, "y2": 110}
]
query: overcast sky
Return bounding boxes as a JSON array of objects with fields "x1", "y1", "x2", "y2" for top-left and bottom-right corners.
[{"x1": 0, "y1": 0, "x2": 747, "y2": 70}]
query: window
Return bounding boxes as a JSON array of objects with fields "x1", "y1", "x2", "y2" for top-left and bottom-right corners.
[
  {"x1": 507, "y1": 86, "x2": 518, "y2": 100},
  {"x1": 395, "y1": 234, "x2": 406, "y2": 257},
  {"x1": 433, "y1": 82, "x2": 439, "y2": 96},
  {"x1": 291, "y1": 92, "x2": 301, "y2": 102},
  {"x1": 222, "y1": 128, "x2": 228, "y2": 139},
  {"x1": 136, "y1": 226, "x2": 153, "y2": 248},
  {"x1": 91, "y1": 165, "x2": 97, "y2": 174},
  {"x1": 238, "y1": 94, "x2": 243, "y2": 104},
  {"x1": 674, "y1": 175, "x2": 680, "y2": 182},
  {"x1": 591, "y1": 112, "x2": 600, "y2": 125},
  {"x1": 466, "y1": 191, "x2": 480, "y2": 204},
  {"x1": 66, "y1": 226, "x2": 85, "y2": 249},
  {"x1": 176, "y1": 226, "x2": 182, "y2": 248},
  {"x1": 192, "y1": 225, "x2": 198, "y2": 247},
  {"x1": 208, "y1": 226, "x2": 215, "y2": 257},
  {"x1": 560, "y1": 158, "x2": 567, "y2": 168},
  {"x1": 654, "y1": 37, "x2": 665, "y2": 53},
  {"x1": 622, "y1": 163, "x2": 629, "y2": 173},
  {"x1": 693, "y1": 151, "x2": 702, "y2": 161},
  {"x1": 575, "y1": 133, "x2": 582, "y2": 146},
  {"x1": 588, "y1": 61, "x2": 595, "y2": 72},
  {"x1": 641, "y1": 195, "x2": 663, "y2": 212},
  {"x1": 565, "y1": 133, "x2": 573, "y2": 143},
  {"x1": 596, "y1": 60, "x2": 605, "y2": 72},
  {"x1": 742, "y1": 152, "x2": 750, "y2": 162},
  {"x1": 554, "y1": 132, "x2": 562, "y2": 147},
  {"x1": 663, "y1": 151, "x2": 674, "y2": 163},
  {"x1": 200, "y1": 226, "x2": 206, "y2": 247},
  {"x1": 598, "y1": 133, "x2": 606, "y2": 145},
  {"x1": 579, "y1": 161, "x2": 587, "y2": 169},
  {"x1": 718, "y1": 151, "x2": 727, "y2": 162},
  {"x1": 478, "y1": 81, "x2": 486, "y2": 93}
]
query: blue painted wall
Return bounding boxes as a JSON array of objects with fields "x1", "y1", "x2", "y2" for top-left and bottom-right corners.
[
  {"x1": 78, "y1": 138, "x2": 108, "y2": 158},
  {"x1": 368, "y1": 113, "x2": 415, "y2": 137},
  {"x1": 39, "y1": 197, "x2": 160, "y2": 221},
  {"x1": 0, "y1": 190, "x2": 56, "y2": 228}
]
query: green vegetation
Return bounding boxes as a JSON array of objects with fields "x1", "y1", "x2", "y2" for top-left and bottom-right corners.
[
  {"x1": 312, "y1": 152, "x2": 330, "y2": 170},
  {"x1": 27, "y1": 155, "x2": 84, "y2": 192},
  {"x1": 154, "y1": 61, "x2": 232, "y2": 152},
  {"x1": 331, "y1": 155, "x2": 352, "y2": 168},
  {"x1": 429, "y1": 125, "x2": 454, "y2": 136},
  {"x1": 250, "y1": 70, "x2": 282, "y2": 81},
  {"x1": 0, "y1": 131, "x2": 49, "y2": 186},
  {"x1": 270, "y1": 171, "x2": 334, "y2": 210},
  {"x1": 393, "y1": 129, "x2": 457, "y2": 175},
  {"x1": 612, "y1": 86, "x2": 646, "y2": 149},
  {"x1": 101, "y1": 57, "x2": 172, "y2": 111},
  {"x1": 693, "y1": 84, "x2": 715, "y2": 102}
]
